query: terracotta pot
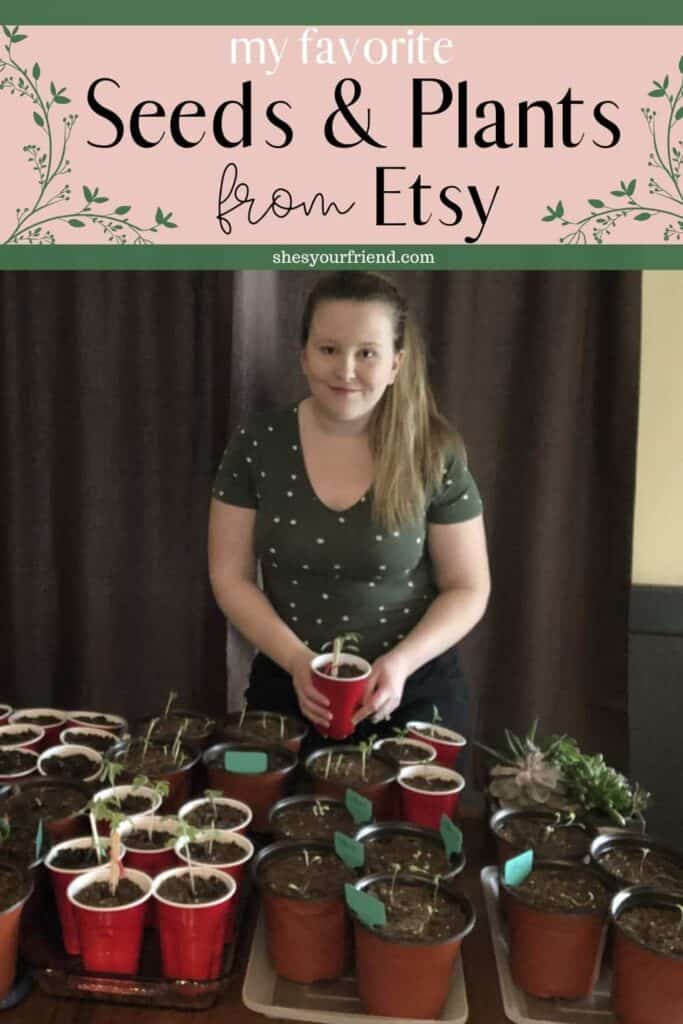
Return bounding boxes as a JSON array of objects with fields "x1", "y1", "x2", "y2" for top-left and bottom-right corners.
[
  {"x1": 67, "y1": 710, "x2": 128, "y2": 736},
  {"x1": 502, "y1": 860, "x2": 608, "y2": 999},
  {"x1": 202, "y1": 742, "x2": 297, "y2": 832},
  {"x1": 353, "y1": 821, "x2": 466, "y2": 881},
  {"x1": 610, "y1": 885, "x2": 683, "y2": 1024},
  {"x1": 135, "y1": 710, "x2": 216, "y2": 752},
  {"x1": 310, "y1": 654, "x2": 371, "y2": 741},
  {"x1": 406, "y1": 721, "x2": 466, "y2": 768},
  {"x1": 175, "y1": 828, "x2": 253, "y2": 942},
  {"x1": 45, "y1": 836, "x2": 117, "y2": 955},
  {"x1": 37, "y1": 744, "x2": 102, "y2": 783},
  {"x1": 67, "y1": 865, "x2": 152, "y2": 974},
  {"x1": 118, "y1": 815, "x2": 182, "y2": 928},
  {"x1": 268, "y1": 794, "x2": 355, "y2": 842},
  {"x1": 305, "y1": 747, "x2": 397, "y2": 821},
  {"x1": 398, "y1": 764, "x2": 465, "y2": 830},
  {"x1": 107, "y1": 739, "x2": 201, "y2": 813},
  {"x1": 153, "y1": 865, "x2": 236, "y2": 980},
  {"x1": 221, "y1": 711, "x2": 309, "y2": 755},
  {"x1": 0, "y1": 725, "x2": 44, "y2": 753},
  {"x1": 0, "y1": 865, "x2": 33, "y2": 1000},
  {"x1": 178, "y1": 795, "x2": 252, "y2": 834},
  {"x1": 9, "y1": 709, "x2": 67, "y2": 750},
  {"x1": 590, "y1": 833, "x2": 683, "y2": 895},
  {"x1": 0, "y1": 748, "x2": 38, "y2": 784},
  {"x1": 350, "y1": 873, "x2": 475, "y2": 1018},
  {"x1": 252, "y1": 840, "x2": 352, "y2": 983},
  {"x1": 491, "y1": 807, "x2": 593, "y2": 865}
]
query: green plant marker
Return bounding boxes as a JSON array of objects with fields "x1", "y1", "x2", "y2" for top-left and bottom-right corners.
[
  {"x1": 334, "y1": 831, "x2": 365, "y2": 869},
  {"x1": 35, "y1": 818, "x2": 44, "y2": 861},
  {"x1": 440, "y1": 815, "x2": 463, "y2": 856},
  {"x1": 345, "y1": 883, "x2": 386, "y2": 928},
  {"x1": 224, "y1": 751, "x2": 267, "y2": 774},
  {"x1": 345, "y1": 788, "x2": 372, "y2": 825},
  {"x1": 504, "y1": 849, "x2": 534, "y2": 887}
]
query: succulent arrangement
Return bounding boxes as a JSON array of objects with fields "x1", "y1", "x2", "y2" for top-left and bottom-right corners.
[{"x1": 478, "y1": 720, "x2": 649, "y2": 826}]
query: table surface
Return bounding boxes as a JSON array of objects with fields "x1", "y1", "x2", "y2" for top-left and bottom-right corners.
[{"x1": 3, "y1": 816, "x2": 510, "y2": 1024}]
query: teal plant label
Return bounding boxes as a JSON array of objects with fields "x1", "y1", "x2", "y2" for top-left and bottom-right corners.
[
  {"x1": 344, "y1": 883, "x2": 386, "y2": 928},
  {"x1": 334, "y1": 831, "x2": 365, "y2": 869},
  {"x1": 224, "y1": 751, "x2": 267, "y2": 774},
  {"x1": 345, "y1": 788, "x2": 372, "y2": 824},
  {"x1": 503, "y1": 849, "x2": 534, "y2": 887},
  {"x1": 440, "y1": 815, "x2": 463, "y2": 856},
  {"x1": 35, "y1": 818, "x2": 44, "y2": 860}
]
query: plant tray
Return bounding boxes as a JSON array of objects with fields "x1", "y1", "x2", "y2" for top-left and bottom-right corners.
[
  {"x1": 242, "y1": 907, "x2": 469, "y2": 1024},
  {"x1": 21, "y1": 892, "x2": 244, "y2": 1010},
  {"x1": 480, "y1": 866, "x2": 615, "y2": 1024}
]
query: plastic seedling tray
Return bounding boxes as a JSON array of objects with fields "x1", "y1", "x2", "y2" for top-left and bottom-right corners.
[
  {"x1": 242, "y1": 907, "x2": 469, "y2": 1024},
  {"x1": 480, "y1": 866, "x2": 615, "y2": 1024}
]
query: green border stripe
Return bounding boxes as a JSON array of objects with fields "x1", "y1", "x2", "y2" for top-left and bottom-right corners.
[
  {"x1": 8, "y1": 1, "x2": 683, "y2": 23},
  {"x1": 0, "y1": 245, "x2": 681, "y2": 270}
]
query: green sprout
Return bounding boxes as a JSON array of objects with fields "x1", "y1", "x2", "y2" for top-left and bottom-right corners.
[{"x1": 321, "y1": 632, "x2": 361, "y2": 677}]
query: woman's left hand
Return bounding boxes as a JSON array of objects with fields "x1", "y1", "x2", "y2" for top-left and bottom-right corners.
[{"x1": 351, "y1": 651, "x2": 411, "y2": 727}]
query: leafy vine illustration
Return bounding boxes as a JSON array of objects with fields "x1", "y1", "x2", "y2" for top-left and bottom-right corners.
[
  {"x1": 0, "y1": 25, "x2": 177, "y2": 244},
  {"x1": 543, "y1": 55, "x2": 683, "y2": 243}
]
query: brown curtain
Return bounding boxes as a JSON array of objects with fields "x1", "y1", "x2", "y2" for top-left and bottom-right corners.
[{"x1": 0, "y1": 270, "x2": 640, "y2": 766}]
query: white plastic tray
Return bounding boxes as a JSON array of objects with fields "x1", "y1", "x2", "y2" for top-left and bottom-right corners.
[
  {"x1": 242, "y1": 907, "x2": 469, "y2": 1024},
  {"x1": 481, "y1": 866, "x2": 615, "y2": 1024}
]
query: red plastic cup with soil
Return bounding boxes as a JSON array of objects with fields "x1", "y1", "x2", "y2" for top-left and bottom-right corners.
[
  {"x1": 106, "y1": 739, "x2": 201, "y2": 814},
  {"x1": 92, "y1": 785, "x2": 163, "y2": 836},
  {"x1": 153, "y1": 865, "x2": 236, "y2": 981},
  {"x1": 406, "y1": 720, "x2": 466, "y2": 768},
  {"x1": 310, "y1": 654, "x2": 371, "y2": 741},
  {"x1": 67, "y1": 710, "x2": 127, "y2": 736},
  {"x1": 353, "y1": 821, "x2": 466, "y2": 882},
  {"x1": 501, "y1": 860, "x2": 609, "y2": 999},
  {"x1": 179, "y1": 795, "x2": 252, "y2": 834},
  {"x1": 202, "y1": 742, "x2": 297, "y2": 832},
  {"x1": 491, "y1": 807, "x2": 593, "y2": 866},
  {"x1": 9, "y1": 709, "x2": 67, "y2": 750},
  {"x1": 0, "y1": 725, "x2": 45, "y2": 753},
  {"x1": 175, "y1": 828, "x2": 254, "y2": 942},
  {"x1": 349, "y1": 873, "x2": 475, "y2": 1018},
  {"x1": 59, "y1": 726, "x2": 120, "y2": 756},
  {"x1": 0, "y1": 706, "x2": 11, "y2": 725},
  {"x1": 67, "y1": 865, "x2": 153, "y2": 975},
  {"x1": 221, "y1": 710, "x2": 309, "y2": 756},
  {"x1": 37, "y1": 744, "x2": 102, "y2": 784},
  {"x1": 1, "y1": 778, "x2": 91, "y2": 844},
  {"x1": 0, "y1": 747, "x2": 38, "y2": 784},
  {"x1": 269, "y1": 795, "x2": 357, "y2": 842},
  {"x1": 398, "y1": 764, "x2": 465, "y2": 830},
  {"x1": 45, "y1": 836, "x2": 119, "y2": 955},
  {"x1": 117, "y1": 815, "x2": 182, "y2": 928},
  {"x1": 0, "y1": 864, "x2": 33, "y2": 1000},
  {"x1": 252, "y1": 840, "x2": 354, "y2": 983},
  {"x1": 610, "y1": 885, "x2": 683, "y2": 1024},
  {"x1": 305, "y1": 746, "x2": 397, "y2": 821}
]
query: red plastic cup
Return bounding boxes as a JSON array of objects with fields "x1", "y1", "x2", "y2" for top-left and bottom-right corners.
[
  {"x1": 174, "y1": 829, "x2": 253, "y2": 942},
  {"x1": 0, "y1": 724, "x2": 45, "y2": 752},
  {"x1": 178, "y1": 796, "x2": 253, "y2": 834},
  {"x1": 153, "y1": 866, "x2": 236, "y2": 980},
  {"x1": 45, "y1": 837, "x2": 117, "y2": 955},
  {"x1": 10, "y1": 709, "x2": 67, "y2": 750},
  {"x1": 398, "y1": 765, "x2": 465, "y2": 830},
  {"x1": 0, "y1": 746, "x2": 38, "y2": 784},
  {"x1": 67, "y1": 710, "x2": 128, "y2": 736},
  {"x1": 406, "y1": 721, "x2": 467, "y2": 768},
  {"x1": 67, "y1": 866, "x2": 152, "y2": 974},
  {"x1": 37, "y1": 744, "x2": 102, "y2": 782},
  {"x1": 0, "y1": 705, "x2": 12, "y2": 724},
  {"x1": 118, "y1": 815, "x2": 182, "y2": 928},
  {"x1": 310, "y1": 654, "x2": 371, "y2": 741},
  {"x1": 92, "y1": 785, "x2": 164, "y2": 835}
]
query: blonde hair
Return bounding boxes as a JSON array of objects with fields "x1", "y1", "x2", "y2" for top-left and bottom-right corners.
[{"x1": 301, "y1": 272, "x2": 460, "y2": 532}]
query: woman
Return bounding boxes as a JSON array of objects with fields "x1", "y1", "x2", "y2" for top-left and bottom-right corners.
[{"x1": 209, "y1": 272, "x2": 490, "y2": 747}]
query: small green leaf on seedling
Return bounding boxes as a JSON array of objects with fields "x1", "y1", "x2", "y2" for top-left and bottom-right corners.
[
  {"x1": 503, "y1": 849, "x2": 534, "y2": 887},
  {"x1": 440, "y1": 815, "x2": 463, "y2": 857},
  {"x1": 345, "y1": 788, "x2": 372, "y2": 825},
  {"x1": 345, "y1": 883, "x2": 386, "y2": 928},
  {"x1": 334, "y1": 831, "x2": 365, "y2": 869}
]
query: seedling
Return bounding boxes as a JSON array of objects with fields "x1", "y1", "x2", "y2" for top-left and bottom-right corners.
[
  {"x1": 96, "y1": 759, "x2": 125, "y2": 798},
  {"x1": 637, "y1": 848, "x2": 652, "y2": 881},
  {"x1": 89, "y1": 798, "x2": 126, "y2": 894},
  {"x1": 163, "y1": 690, "x2": 179, "y2": 719},
  {"x1": 675, "y1": 904, "x2": 683, "y2": 936},
  {"x1": 392, "y1": 725, "x2": 409, "y2": 739},
  {"x1": 432, "y1": 705, "x2": 442, "y2": 727},
  {"x1": 312, "y1": 799, "x2": 329, "y2": 818},
  {"x1": 175, "y1": 817, "x2": 201, "y2": 896},
  {"x1": 170, "y1": 719, "x2": 189, "y2": 764},
  {"x1": 141, "y1": 718, "x2": 159, "y2": 761},
  {"x1": 203, "y1": 788, "x2": 224, "y2": 827},
  {"x1": 238, "y1": 698, "x2": 248, "y2": 730},
  {"x1": 324, "y1": 751, "x2": 333, "y2": 779},
  {"x1": 358, "y1": 735, "x2": 378, "y2": 781},
  {"x1": 321, "y1": 632, "x2": 361, "y2": 677},
  {"x1": 542, "y1": 811, "x2": 578, "y2": 841},
  {"x1": 389, "y1": 862, "x2": 401, "y2": 906},
  {"x1": 279, "y1": 715, "x2": 286, "y2": 740}
]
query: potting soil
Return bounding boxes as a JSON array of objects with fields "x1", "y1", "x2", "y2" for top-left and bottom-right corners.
[
  {"x1": 39, "y1": 754, "x2": 97, "y2": 780},
  {"x1": 185, "y1": 803, "x2": 249, "y2": 830},
  {"x1": 379, "y1": 740, "x2": 433, "y2": 764},
  {"x1": 402, "y1": 775, "x2": 456, "y2": 792},
  {"x1": 497, "y1": 818, "x2": 590, "y2": 859},
  {"x1": 507, "y1": 867, "x2": 609, "y2": 912},
  {"x1": 262, "y1": 849, "x2": 353, "y2": 899},
  {"x1": 75, "y1": 878, "x2": 145, "y2": 909},
  {"x1": 186, "y1": 838, "x2": 246, "y2": 864},
  {"x1": 366, "y1": 879, "x2": 466, "y2": 941},
  {"x1": 598, "y1": 847, "x2": 683, "y2": 892},
  {"x1": 310, "y1": 751, "x2": 393, "y2": 785},
  {"x1": 156, "y1": 873, "x2": 229, "y2": 904},
  {"x1": 273, "y1": 802, "x2": 355, "y2": 841},
  {"x1": 364, "y1": 834, "x2": 452, "y2": 877},
  {"x1": 124, "y1": 829, "x2": 177, "y2": 851},
  {"x1": 0, "y1": 750, "x2": 35, "y2": 774},
  {"x1": 618, "y1": 905, "x2": 683, "y2": 955}
]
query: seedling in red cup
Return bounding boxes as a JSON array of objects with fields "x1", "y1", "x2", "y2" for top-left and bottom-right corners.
[
  {"x1": 178, "y1": 792, "x2": 252, "y2": 833},
  {"x1": 311, "y1": 634, "x2": 371, "y2": 740},
  {"x1": 45, "y1": 834, "x2": 114, "y2": 955},
  {"x1": 406, "y1": 707, "x2": 467, "y2": 768},
  {"x1": 9, "y1": 708, "x2": 67, "y2": 749},
  {"x1": 397, "y1": 764, "x2": 465, "y2": 830},
  {"x1": 174, "y1": 826, "x2": 253, "y2": 942}
]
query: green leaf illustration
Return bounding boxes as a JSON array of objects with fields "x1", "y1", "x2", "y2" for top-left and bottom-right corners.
[
  {"x1": 648, "y1": 88, "x2": 665, "y2": 98},
  {"x1": 53, "y1": 95, "x2": 71, "y2": 105},
  {"x1": 626, "y1": 179, "x2": 636, "y2": 196},
  {"x1": 68, "y1": 219, "x2": 86, "y2": 227},
  {"x1": 114, "y1": 205, "x2": 131, "y2": 215},
  {"x1": 83, "y1": 186, "x2": 93, "y2": 203},
  {"x1": 32, "y1": 62, "x2": 40, "y2": 80},
  {"x1": 663, "y1": 75, "x2": 670, "y2": 90},
  {"x1": 154, "y1": 207, "x2": 165, "y2": 225},
  {"x1": 49, "y1": 81, "x2": 56, "y2": 97},
  {"x1": 2, "y1": 25, "x2": 12, "y2": 38},
  {"x1": 679, "y1": 56, "x2": 683, "y2": 74},
  {"x1": 93, "y1": 196, "x2": 108, "y2": 204},
  {"x1": 32, "y1": 112, "x2": 44, "y2": 128},
  {"x1": 634, "y1": 212, "x2": 651, "y2": 221},
  {"x1": 556, "y1": 201, "x2": 564, "y2": 218},
  {"x1": 675, "y1": 108, "x2": 683, "y2": 121},
  {"x1": 12, "y1": 33, "x2": 27, "y2": 43},
  {"x1": 610, "y1": 190, "x2": 625, "y2": 197},
  {"x1": 588, "y1": 199, "x2": 605, "y2": 208}
]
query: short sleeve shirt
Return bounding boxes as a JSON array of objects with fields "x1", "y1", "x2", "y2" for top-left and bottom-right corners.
[{"x1": 212, "y1": 403, "x2": 483, "y2": 663}]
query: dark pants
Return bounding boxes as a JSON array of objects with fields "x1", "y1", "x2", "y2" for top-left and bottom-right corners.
[{"x1": 245, "y1": 647, "x2": 469, "y2": 758}]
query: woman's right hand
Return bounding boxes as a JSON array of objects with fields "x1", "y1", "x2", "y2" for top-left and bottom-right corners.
[{"x1": 287, "y1": 647, "x2": 331, "y2": 729}]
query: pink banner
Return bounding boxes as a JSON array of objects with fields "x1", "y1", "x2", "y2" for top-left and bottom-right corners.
[{"x1": 2, "y1": 25, "x2": 683, "y2": 245}]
